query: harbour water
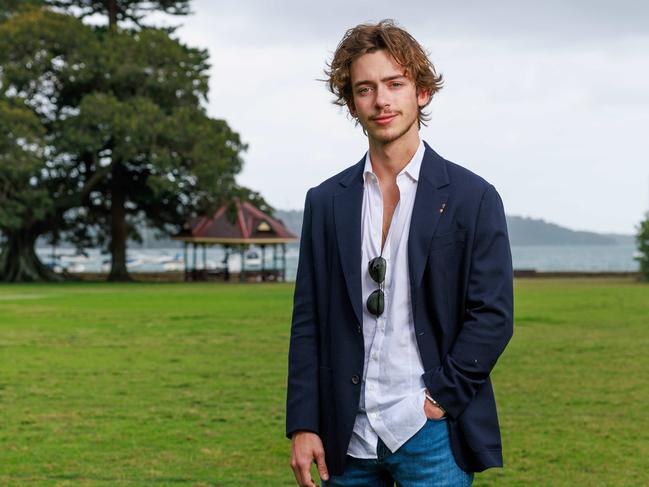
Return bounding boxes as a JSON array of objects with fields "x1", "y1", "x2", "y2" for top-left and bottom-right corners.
[
  {"x1": 36, "y1": 243, "x2": 640, "y2": 282},
  {"x1": 511, "y1": 244, "x2": 639, "y2": 273}
]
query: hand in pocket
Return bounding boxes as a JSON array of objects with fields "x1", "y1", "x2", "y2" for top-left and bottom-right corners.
[{"x1": 423, "y1": 395, "x2": 445, "y2": 420}]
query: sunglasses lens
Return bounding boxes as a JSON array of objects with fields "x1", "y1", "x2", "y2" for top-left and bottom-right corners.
[
  {"x1": 366, "y1": 289, "x2": 385, "y2": 316},
  {"x1": 368, "y1": 256, "x2": 386, "y2": 283}
]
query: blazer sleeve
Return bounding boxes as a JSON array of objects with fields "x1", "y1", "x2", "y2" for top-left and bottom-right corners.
[
  {"x1": 424, "y1": 184, "x2": 514, "y2": 419},
  {"x1": 285, "y1": 187, "x2": 320, "y2": 438}
]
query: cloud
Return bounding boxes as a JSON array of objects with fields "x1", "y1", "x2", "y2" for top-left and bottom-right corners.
[{"x1": 189, "y1": 0, "x2": 649, "y2": 46}]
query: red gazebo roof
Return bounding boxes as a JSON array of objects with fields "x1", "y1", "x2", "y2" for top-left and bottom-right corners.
[{"x1": 172, "y1": 198, "x2": 298, "y2": 244}]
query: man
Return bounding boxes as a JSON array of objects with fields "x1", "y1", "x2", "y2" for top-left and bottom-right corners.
[{"x1": 286, "y1": 19, "x2": 513, "y2": 487}]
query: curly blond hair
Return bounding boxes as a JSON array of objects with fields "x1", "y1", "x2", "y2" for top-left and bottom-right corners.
[{"x1": 324, "y1": 19, "x2": 443, "y2": 127}]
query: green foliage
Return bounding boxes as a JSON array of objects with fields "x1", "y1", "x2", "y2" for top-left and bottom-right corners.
[
  {"x1": 0, "y1": 8, "x2": 104, "y2": 238},
  {"x1": 0, "y1": 7, "x2": 258, "y2": 233},
  {"x1": 0, "y1": 8, "x2": 98, "y2": 105},
  {"x1": 634, "y1": 211, "x2": 649, "y2": 281},
  {"x1": 0, "y1": 0, "x2": 43, "y2": 22},
  {"x1": 0, "y1": 99, "x2": 51, "y2": 231},
  {"x1": 97, "y1": 26, "x2": 210, "y2": 106}
]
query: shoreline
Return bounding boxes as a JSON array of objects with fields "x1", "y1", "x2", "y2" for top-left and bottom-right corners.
[{"x1": 59, "y1": 270, "x2": 644, "y2": 282}]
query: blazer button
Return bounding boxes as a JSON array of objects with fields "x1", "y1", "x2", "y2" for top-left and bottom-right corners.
[
  {"x1": 356, "y1": 325, "x2": 361, "y2": 334},
  {"x1": 351, "y1": 374, "x2": 360, "y2": 385}
]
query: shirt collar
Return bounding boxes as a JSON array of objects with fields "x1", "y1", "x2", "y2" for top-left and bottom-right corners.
[{"x1": 363, "y1": 138, "x2": 425, "y2": 184}]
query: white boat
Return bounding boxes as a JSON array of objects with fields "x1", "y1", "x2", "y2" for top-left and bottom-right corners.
[
  {"x1": 101, "y1": 256, "x2": 146, "y2": 272},
  {"x1": 221, "y1": 249, "x2": 264, "y2": 273},
  {"x1": 44, "y1": 252, "x2": 91, "y2": 273},
  {"x1": 160, "y1": 252, "x2": 185, "y2": 271}
]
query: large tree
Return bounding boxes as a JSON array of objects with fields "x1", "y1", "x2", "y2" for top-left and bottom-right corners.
[{"x1": 0, "y1": 3, "x2": 271, "y2": 281}]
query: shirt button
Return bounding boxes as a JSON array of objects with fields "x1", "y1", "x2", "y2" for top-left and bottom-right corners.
[
  {"x1": 351, "y1": 374, "x2": 360, "y2": 385},
  {"x1": 371, "y1": 352, "x2": 378, "y2": 360},
  {"x1": 368, "y1": 383, "x2": 374, "y2": 391}
]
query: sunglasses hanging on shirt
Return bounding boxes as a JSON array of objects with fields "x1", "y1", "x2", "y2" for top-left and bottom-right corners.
[{"x1": 366, "y1": 255, "x2": 386, "y2": 316}]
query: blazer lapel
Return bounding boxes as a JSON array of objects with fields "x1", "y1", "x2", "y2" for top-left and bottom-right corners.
[
  {"x1": 333, "y1": 156, "x2": 365, "y2": 329},
  {"x1": 408, "y1": 141, "x2": 451, "y2": 323}
]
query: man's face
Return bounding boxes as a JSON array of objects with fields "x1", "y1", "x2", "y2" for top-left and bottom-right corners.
[{"x1": 348, "y1": 49, "x2": 429, "y2": 145}]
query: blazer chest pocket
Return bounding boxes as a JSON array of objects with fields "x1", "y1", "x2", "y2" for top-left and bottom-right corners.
[{"x1": 429, "y1": 228, "x2": 467, "y2": 252}]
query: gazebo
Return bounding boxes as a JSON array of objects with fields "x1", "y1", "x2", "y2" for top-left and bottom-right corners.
[{"x1": 172, "y1": 198, "x2": 298, "y2": 282}]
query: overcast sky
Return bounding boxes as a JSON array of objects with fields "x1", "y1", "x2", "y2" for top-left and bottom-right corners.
[{"x1": 167, "y1": 1, "x2": 648, "y2": 235}]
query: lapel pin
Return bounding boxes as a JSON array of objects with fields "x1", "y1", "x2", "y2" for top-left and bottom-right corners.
[{"x1": 439, "y1": 202, "x2": 446, "y2": 213}]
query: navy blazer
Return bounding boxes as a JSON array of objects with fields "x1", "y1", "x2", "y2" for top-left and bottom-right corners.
[{"x1": 285, "y1": 141, "x2": 514, "y2": 475}]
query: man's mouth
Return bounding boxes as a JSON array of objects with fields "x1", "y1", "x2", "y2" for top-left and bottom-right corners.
[{"x1": 372, "y1": 114, "x2": 398, "y2": 125}]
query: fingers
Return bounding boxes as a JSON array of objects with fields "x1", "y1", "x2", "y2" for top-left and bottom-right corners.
[
  {"x1": 290, "y1": 455, "x2": 317, "y2": 487},
  {"x1": 290, "y1": 456, "x2": 304, "y2": 485},
  {"x1": 290, "y1": 432, "x2": 327, "y2": 486},
  {"x1": 315, "y1": 449, "x2": 330, "y2": 482},
  {"x1": 300, "y1": 463, "x2": 316, "y2": 487},
  {"x1": 423, "y1": 399, "x2": 444, "y2": 419}
]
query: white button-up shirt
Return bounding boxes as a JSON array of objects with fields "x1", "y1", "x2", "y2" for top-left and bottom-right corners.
[{"x1": 346, "y1": 138, "x2": 429, "y2": 458}]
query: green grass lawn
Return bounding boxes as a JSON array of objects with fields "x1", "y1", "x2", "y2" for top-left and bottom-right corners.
[{"x1": 1, "y1": 277, "x2": 648, "y2": 486}]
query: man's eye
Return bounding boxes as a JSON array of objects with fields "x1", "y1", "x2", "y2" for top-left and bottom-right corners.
[
  {"x1": 357, "y1": 87, "x2": 371, "y2": 94},
  {"x1": 391, "y1": 82, "x2": 403, "y2": 88}
]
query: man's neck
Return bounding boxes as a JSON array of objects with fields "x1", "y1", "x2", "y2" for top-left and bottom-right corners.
[{"x1": 367, "y1": 128, "x2": 421, "y2": 181}]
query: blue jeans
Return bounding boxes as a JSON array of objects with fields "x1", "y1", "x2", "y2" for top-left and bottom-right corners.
[{"x1": 323, "y1": 418, "x2": 474, "y2": 487}]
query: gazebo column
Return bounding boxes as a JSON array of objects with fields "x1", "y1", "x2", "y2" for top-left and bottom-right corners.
[
  {"x1": 261, "y1": 244, "x2": 266, "y2": 281},
  {"x1": 202, "y1": 243, "x2": 207, "y2": 271},
  {"x1": 192, "y1": 242, "x2": 197, "y2": 280},
  {"x1": 273, "y1": 243, "x2": 278, "y2": 280},
  {"x1": 183, "y1": 241, "x2": 189, "y2": 281},
  {"x1": 223, "y1": 245, "x2": 230, "y2": 282},
  {"x1": 239, "y1": 244, "x2": 245, "y2": 282},
  {"x1": 281, "y1": 242, "x2": 286, "y2": 282}
]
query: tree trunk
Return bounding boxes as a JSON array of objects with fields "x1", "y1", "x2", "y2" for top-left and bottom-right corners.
[
  {"x1": 108, "y1": 0, "x2": 118, "y2": 29},
  {"x1": 107, "y1": 162, "x2": 131, "y2": 281},
  {"x1": 0, "y1": 229, "x2": 63, "y2": 282}
]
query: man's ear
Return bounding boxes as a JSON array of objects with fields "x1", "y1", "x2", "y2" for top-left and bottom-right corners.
[{"x1": 417, "y1": 87, "x2": 431, "y2": 107}]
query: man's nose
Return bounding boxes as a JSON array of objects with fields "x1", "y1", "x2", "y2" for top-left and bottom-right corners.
[{"x1": 374, "y1": 85, "x2": 391, "y2": 111}]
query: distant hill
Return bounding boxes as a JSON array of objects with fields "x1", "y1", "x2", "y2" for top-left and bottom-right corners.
[
  {"x1": 505, "y1": 215, "x2": 634, "y2": 245},
  {"x1": 275, "y1": 210, "x2": 635, "y2": 246}
]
